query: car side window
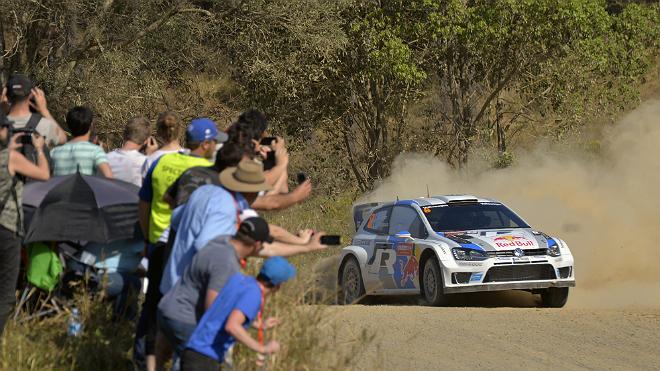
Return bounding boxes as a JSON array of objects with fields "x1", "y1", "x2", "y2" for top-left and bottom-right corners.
[
  {"x1": 388, "y1": 206, "x2": 428, "y2": 239},
  {"x1": 364, "y1": 206, "x2": 392, "y2": 235}
]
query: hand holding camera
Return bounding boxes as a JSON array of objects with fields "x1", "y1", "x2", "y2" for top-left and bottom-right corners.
[{"x1": 28, "y1": 87, "x2": 50, "y2": 116}]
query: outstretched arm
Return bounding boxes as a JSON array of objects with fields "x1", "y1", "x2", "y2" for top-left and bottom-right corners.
[
  {"x1": 251, "y1": 180, "x2": 312, "y2": 211},
  {"x1": 259, "y1": 232, "x2": 327, "y2": 257}
]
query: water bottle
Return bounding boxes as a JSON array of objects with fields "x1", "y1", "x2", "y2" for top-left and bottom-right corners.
[{"x1": 67, "y1": 308, "x2": 83, "y2": 337}]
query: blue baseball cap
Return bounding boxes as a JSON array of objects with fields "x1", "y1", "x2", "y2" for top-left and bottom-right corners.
[
  {"x1": 259, "y1": 257, "x2": 296, "y2": 286},
  {"x1": 186, "y1": 118, "x2": 229, "y2": 143}
]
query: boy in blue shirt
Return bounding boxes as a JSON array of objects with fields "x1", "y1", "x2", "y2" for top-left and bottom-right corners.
[{"x1": 181, "y1": 257, "x2": 295, "y2": 370}]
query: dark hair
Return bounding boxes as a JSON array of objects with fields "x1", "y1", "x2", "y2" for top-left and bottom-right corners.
[
  {"x1": 234, "y1": 230, "x2": 257, "y2": 246},
  {"x1": 66, "y1": 106, "x2": 94, "y2": 137},
  {"x1": 124, "y1": 116, "x2": 151, "y2": 144},
  {"x1": 213, "y1": 141, "x2": 251, "y2": 172},
  {"x1": 226, "y1": 109, "x2": 268, "y2": 149},
  {"x1": 238, "y1": 109, "x2": 268, "y2": 136},
  {"x1": 256, "y1": 273, "x2": 276, "y2": 288},
  {"x1": 7, "y1": 93, "x2": 29, "y2": 104},
  {"x1": 185, "y1": 137, "x2": 201, "y2": 151},
  {"x1": 155, "y1": 111, "x2": 182, "y2": 144}
]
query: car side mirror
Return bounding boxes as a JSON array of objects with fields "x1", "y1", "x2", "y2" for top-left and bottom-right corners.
[{"x1": 395, "y1": 231, "x2": 412, "y2": 240}]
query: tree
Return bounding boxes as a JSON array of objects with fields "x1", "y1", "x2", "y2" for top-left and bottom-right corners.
[
  {"x1": 424, "y1": 0, "x2": 612, "y2": 168},
  {"x1": 323, "y1": 0, "x2": 431, "y2": 190}
]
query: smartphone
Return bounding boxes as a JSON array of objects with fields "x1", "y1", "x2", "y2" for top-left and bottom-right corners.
[
  {"x1": 260, "y1": 137, "x2": 277, "y2": 146},
  {"x1": 296, "y1": 172, "x2": 307, "y2": 184},
  {"x1": 263, "y1": 151, "x2": 276, "y2": 171},
  {"x1": 320, "y1": 235, "x2": 341, "y2": 245}
]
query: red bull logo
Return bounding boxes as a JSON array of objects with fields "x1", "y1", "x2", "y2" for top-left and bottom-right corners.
[{"x1": 493, "y1": 235, "x2": 534, "y2": 248}]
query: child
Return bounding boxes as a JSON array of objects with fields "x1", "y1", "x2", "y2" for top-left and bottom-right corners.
[{"x1": 181, "y1": 257, "x2": 295, "y2": 370}]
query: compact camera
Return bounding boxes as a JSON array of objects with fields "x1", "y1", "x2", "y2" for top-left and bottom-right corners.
[{"x1": 13, "y1": 127, "x2": 35, "y2": 145}]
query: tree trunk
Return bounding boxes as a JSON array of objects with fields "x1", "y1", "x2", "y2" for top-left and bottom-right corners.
[
  {"x1": 0, "y1": 19, "x2": 5, "y2": 82},
  {"x1": 496, "y1": 98, "x2": 506, "y2": 154}
]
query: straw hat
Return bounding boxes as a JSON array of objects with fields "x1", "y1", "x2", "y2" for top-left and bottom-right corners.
[{"x1": 219, "y1": 159, "x2": 273, "y2": 193}]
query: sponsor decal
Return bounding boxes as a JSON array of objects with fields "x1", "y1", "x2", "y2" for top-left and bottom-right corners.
[
  {"x1": 470, "y1": 272, "x2": 484, "y2": 282},
  {"x1": 493, "y1": 235, "x2": 534, "y2": 248},
  {"x1": 457, "y1": 262, "x2": 483, "y2": 267},
  {"x1": 352, "y1": 239, "x2": 371, "y2": 247},
  {"x1": 393, "y1": 243, "x2": 419, "y2": 289}
]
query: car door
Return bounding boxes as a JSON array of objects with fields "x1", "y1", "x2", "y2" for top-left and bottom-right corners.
[
  {"x1": 387, "y1": 206, "x2": 428, "y2": 290},
  {"x1": 362, "y1": 206, "x2": 395, "y2": 287}
]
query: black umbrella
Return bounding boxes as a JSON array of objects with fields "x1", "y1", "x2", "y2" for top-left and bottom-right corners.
[{"x1": 23, "y1": 173, "x2": 141, "y2": 244}]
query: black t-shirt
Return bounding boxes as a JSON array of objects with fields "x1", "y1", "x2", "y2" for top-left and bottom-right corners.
[{"x1": 166, "y1": 166, "x2": 220, "y2": 207}]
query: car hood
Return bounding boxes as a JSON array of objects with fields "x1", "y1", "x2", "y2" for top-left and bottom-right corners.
[{"x1": 440, "y1": 228, "x2": 553, "y2": 252}]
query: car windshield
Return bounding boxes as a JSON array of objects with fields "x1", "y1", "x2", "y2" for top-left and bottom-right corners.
[{"x1": 424, "y1": 203, "x2": 530, "y2": 232}]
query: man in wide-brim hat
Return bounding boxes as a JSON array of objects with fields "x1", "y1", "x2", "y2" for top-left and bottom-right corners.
[
  {"x1": 161, "y1": 158, "x2": 327, "y2": 295},
  {"x1": 219, "y1": 159, "x2": 274, "y2": 194}
]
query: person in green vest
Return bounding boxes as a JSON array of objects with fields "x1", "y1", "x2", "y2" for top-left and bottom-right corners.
[{"x1": 136, "y1": 117, "x2": 228, "y2": 371}]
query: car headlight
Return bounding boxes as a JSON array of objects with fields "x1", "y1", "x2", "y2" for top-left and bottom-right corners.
[
  {"x1": 452, "y1": 248, "x2": 488, "y2": 261},
  {"x1": 547, "y1": 241, "x2": 561, "y2": 257}
]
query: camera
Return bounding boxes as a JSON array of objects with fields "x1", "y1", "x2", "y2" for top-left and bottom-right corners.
[
  {"x1": 320, "y1": 235, "x2": 341, "y2": 245},
  {"x1": 13, "y1": 127, "x2": 35, "y2": 145},
  {"x1": 260, "y1": 137, "x2": 277, "y2": 146}
]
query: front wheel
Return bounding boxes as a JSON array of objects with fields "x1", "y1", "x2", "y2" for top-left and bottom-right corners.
[
  {"x1": 421, "y1": 258, "x2": 449, "y2": 306},
  {"x1": 541, "y1": 287, "x2": 569, "y2": 308},
  {"x1": 339, "y1": 257, "x2": 365, "y2": 305}
]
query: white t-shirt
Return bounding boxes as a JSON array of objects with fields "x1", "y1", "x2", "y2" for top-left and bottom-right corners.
[
  {"x1": 107, "y1": 149, "x2": 146, "y2": 187},
  {"x1": 7, "y1": 114, "x2": 61, "y2": 146}
]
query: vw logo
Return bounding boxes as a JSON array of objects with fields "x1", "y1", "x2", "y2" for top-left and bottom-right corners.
[{"x1": 513, "y1": 248, "x2": 524, "y2": 257}]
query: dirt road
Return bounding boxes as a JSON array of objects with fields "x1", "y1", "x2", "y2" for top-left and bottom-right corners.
[{"x1": 330, "y1": 290, "x2": 660, "y2": 370}]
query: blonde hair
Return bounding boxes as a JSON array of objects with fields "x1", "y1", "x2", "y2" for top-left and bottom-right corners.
[
  {"x1": 123, "y1": 116, "x2": 151, "y2": 144},
  {"x1": 155, "y1": 111, "x2": 182, "y2": 144}
]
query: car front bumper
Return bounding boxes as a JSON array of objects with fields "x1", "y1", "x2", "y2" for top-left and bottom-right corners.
[
  {"x1": 441, "y1": 254, "x2": 576, "y2": 294},
  {"x1": 444, "y1": 280, "x2": 575, "y2": 294}
]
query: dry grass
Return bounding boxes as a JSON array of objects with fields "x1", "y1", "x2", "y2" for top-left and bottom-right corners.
[{"x1": 1, "y1": 193, "x2": 371, "y2": 370}]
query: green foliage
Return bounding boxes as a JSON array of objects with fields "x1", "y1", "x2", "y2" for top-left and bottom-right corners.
[
  {"x1": 494, "y1": 151, "x2": 515, "y2": 169},
  {"x1": 0, "y1": 0, "x2": 658, "y2": 185}
]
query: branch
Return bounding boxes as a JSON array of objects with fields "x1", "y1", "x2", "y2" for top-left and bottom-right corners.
[
  {"x1": 473, "y1": 66, "x2": 518, "y2": 127},
  {"x1": 342, "y1": 120, "x2": 368, "y2": 192},
  {"x1": 116, "y1": 5, "x2": 182, "y2": 49}
]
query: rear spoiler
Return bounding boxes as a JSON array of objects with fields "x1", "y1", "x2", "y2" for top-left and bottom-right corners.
[{"x1": 352, "y1": 202, "x2": 386, "y2": 231}]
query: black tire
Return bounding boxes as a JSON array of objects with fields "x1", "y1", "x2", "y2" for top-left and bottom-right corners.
[
  {"x1": 339, "y1": 257, "x2": 366, "y2": 305},
  {"x1": 541, "y1": 287, "x2": 569, "y2": 308},
  {"x1": 421, "y1": 258, "x2": 449, "y2": 306}
]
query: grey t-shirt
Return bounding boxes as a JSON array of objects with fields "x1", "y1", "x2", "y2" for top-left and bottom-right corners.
[
  {"x1": 7, "y1": 114, "x2": 61, "y2": 146},
  {"x1": 158, "y1": 236, "x2": 240, "y2": 325}
]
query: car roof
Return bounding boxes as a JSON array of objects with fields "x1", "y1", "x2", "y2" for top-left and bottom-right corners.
[{"x1": 378, "y1": 195, "x2": 500, "y2": 208}]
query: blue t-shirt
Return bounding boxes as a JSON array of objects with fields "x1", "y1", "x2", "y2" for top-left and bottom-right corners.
[
  {"x1": 186, "y1": 273, "x2": 262, "y2": 361},
  {"x1": 160, "y1": 184, "x2": 249, "y2": 294}
]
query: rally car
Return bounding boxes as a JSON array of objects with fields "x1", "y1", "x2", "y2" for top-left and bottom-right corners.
[{"x1": 337, "y1": 195, "x2": 575, "y2": 307}]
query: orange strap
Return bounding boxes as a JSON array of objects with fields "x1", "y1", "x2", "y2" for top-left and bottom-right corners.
[{"x1": 257, "y1": 283, "x2": 266, "y2": 344}]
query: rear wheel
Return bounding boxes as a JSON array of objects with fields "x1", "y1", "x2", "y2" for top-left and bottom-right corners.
[
  {"x1": 340, "y1": 257, "x2": 365, "y2": 305},
  {"x1": 541, "y1": 287, "x2": 569, "y2": 308},
  {"x1": 421, "y1": 258, "x2": 449, "y2": 306}
]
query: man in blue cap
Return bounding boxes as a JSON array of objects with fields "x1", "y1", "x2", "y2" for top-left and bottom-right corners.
[
  {"x1": 181, "y1": 256, "x2": 295, "y2": 371},
  {"x1": 137, "y1": 117, "x2": 227, "y2": 371}
]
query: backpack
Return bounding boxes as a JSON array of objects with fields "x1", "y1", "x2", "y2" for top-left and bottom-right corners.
[{"x1": 15, "y1": 113, "x2": 54, "y2": 182}]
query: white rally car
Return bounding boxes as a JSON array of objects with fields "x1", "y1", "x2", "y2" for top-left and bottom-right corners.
[{"x1": 338, "y1": 195, "x2": 575, "y2": 307}]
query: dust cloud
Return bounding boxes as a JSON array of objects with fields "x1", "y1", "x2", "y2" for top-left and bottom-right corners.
[{"x1": 361, "y1": 101, "x2": 660, "y2": 308}]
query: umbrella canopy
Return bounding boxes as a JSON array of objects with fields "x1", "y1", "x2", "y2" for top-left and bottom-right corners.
[{"x1": 23, "y1": 173, "x2": 141, "y2": 244}]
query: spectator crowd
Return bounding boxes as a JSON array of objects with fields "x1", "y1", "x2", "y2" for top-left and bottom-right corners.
[{"x1": 0, "y1": 74, "x2": 321, "y2": 370}]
